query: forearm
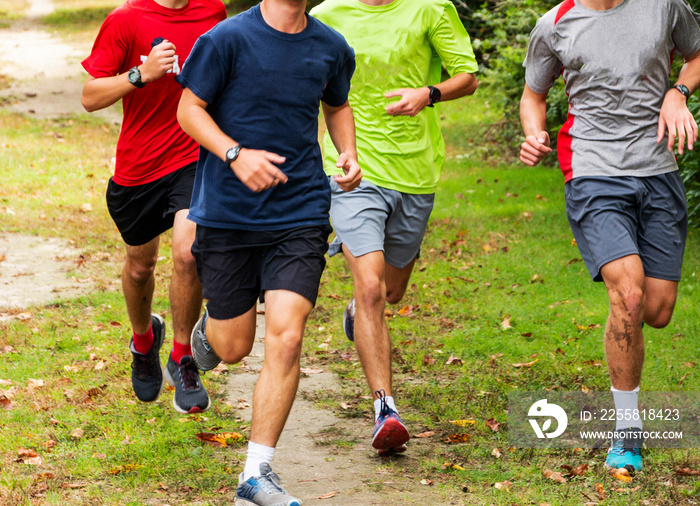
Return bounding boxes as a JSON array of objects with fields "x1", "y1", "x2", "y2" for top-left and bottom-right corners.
[
  {"x1": 676, "y1": 49, "x2": 700, "y2": 94},
  {"x1": 435, "y1": 72, "x2": 478, "y2": 102},
  {"x1": 520, "y1": 85, "x2": 548, "y2": 136},
  {"x1": 81, "y1": 74, "x2": 136, "y2": 112},
  {"x1": 322, "y1": 101, "x2": 357, "y2": 158},
  {"x1": 177, "y1": 89, "x2": 236, "y2": 162}
]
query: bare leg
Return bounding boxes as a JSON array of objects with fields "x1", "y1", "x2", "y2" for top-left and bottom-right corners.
[
  {"x1": 170, "y1": 210, "x2": 202, "y2": 346},
  {"x1": 122, "y1": 237, "x2": 159, "y2": 334}
]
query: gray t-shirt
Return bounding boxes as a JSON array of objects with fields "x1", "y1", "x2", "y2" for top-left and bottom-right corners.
[{"x1": 524, "y1": 0, "x2": 700, "y2": 181}]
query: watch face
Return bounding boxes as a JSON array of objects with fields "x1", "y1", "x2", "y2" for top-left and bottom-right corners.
[{"x1": 128, "y1": 67, "x2": 144, "y2": 88}]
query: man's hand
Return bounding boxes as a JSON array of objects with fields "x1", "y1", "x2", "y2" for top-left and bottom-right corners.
[
  {"x1": 384, "y1": 87, "x2": 430, "y2": 117},
  {"x1": 658, "y1": 89, "x2": 698, "y2": 155},
  {"x1": 230, "y1": 148, "x2": 288, "y2": 193},
  {"x1": 140, "y1": 40, "x2": 177, "y2": 83},
  {"x1": 520, "y1": 131, "x2": 552, "y2": 166},
  {"x1": 333, "y1": 152, "x2": 362, "y2": 191}
]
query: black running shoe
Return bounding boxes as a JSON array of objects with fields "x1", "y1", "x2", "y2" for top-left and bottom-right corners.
[
  {"x1": 165, "y1": 355, "x2": 211, "y2": 414},
  {"x1": 129, "y1": 314, "x2": 165, "y2": 402}
]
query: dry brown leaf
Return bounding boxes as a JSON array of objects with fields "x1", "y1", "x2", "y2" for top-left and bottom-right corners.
[
  {"x1": 196, "y1": 432, "x2": 244, "y2": 447},
  {"x1": 18, "y1": 448, "x2": 39, "y2": 458},
  {"x1": 27, "y1": 378, "x2": 45, "y2": 389},
  {"x1": 445, "y1": 355, "x2": 463, "y2": 366},
  {"x1": 676, "y1": 467, "x2": 700, "y2": 476},
  {"x1": 318, "y1": 491, "x2": 338, "y2": 499},
  {"x1": 420, "y1": 479, "x2": 434, "y2": 486},
  {"x1": 80, "y1": 203, "x2": 93, "y2": 213},
  {"x1": 610, "y1": 468, "x2": 632, "y2": 482},
  {"x1": 443, "y1": 433, "x2": 470, "y2": 444},
  {"x1": 493, "y1": 480, "x2": 512, "y2": 491},
  {"x1": 595, "y1": 483, "x2": 606, "y2": 500},
  {"x1": 422, "y1": 355, "x2": 435, "y2": 366},
  {"x1": 542, "y1": 469, "x2": 566, "y2": 483},
  {"x1": 397, "y1": 305, "x2": 414, "y2": 316},
  {"x1": 563, "y1": 463, "x2": 588, "y2": 477},
  {"x1": 512, "y1": 358, "x2": 539, "y2": 368},
  {"x1": 492, "y1": 448, "x2": 502, "y2": 458},
  {"x1": 500, "y1": 317, "x2": 512, "y2": 330},
  {"x1": 449, "y1": 419, "x2": 476, "y2": 427},
  {"x1": 486, "y1": 418, "x2": 501, "y2": 432},
  {"x1": 71, "y1": 428, "x2": 84, "y2": 439},
  {"x1": 413, "y1": 431, "x2": 435, "y2": 438}
]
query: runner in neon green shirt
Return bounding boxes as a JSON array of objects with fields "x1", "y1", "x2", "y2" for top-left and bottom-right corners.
[{"x1": 311, "y1": 0, "x2": 478, "y2": 455}]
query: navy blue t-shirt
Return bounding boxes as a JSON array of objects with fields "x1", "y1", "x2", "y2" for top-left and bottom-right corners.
[{"x1": 176, "y1": 5, "x2": 355, "y2": 230}]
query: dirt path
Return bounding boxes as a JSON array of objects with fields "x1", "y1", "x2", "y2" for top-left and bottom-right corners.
[{"x1": 228, "y1": 313, "x2": 459, "y2": 505}]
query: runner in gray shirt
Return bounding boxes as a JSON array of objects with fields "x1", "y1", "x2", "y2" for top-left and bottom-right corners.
[{"x1": 520, "y1": 0, "x2": 700, "y2": 472}]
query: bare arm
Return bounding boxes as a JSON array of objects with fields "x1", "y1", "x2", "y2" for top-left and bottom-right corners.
[
  {"x1": 177, "y1": 88, "x2": 287, "y2": 193},
  {"x1": 519, "y1": 84, "x2": 552, "y2": 166},
  {"x1": 81, "y1": 40, "x2": 178, "y2": 112},
  {"x1": 321, "y1": 100, "x2": 362, "y2": 191},
  {"x1": 384, "y1": 72, "x2": 478, "y2": 117},
  {"x1": 658, "y1": 48, "x2": 700, "y2": 154}
]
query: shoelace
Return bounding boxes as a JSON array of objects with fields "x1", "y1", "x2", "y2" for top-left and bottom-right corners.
[
  {"x1": 374, "y1": 389, "x2": 392, "y2": 419},
  {"x1": 257, "y1": 469, "x2": 285, "y2": 494},
  {"x1": 178, "y1": 359, "x2": 201, "y2": 390},
  {"x1": 134, "y1": 351, "x2": 158, "y2": 378}
]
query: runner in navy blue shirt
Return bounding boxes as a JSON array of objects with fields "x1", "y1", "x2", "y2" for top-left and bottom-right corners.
[{"x1": 177, "y1": 0, "x2": 361, "y2": 502}]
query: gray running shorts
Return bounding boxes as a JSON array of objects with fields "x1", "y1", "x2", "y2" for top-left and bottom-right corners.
[
  {"x1": 328, "y1": 177, "x2": 435, "y2": 269},
  {"x1": 564, "y1": 172, "x2": 687, "y2": 282}
]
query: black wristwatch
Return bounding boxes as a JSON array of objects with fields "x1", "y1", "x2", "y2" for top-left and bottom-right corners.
[
  {"x1": 672, "y1": 84, "x2": 690, "y2": 101},
  {"x1": 427, "y1": 85, "x2": 442, "y2": 107},
  {"x1": 225, "y1": 145, "x2": 242, "y2": 166},
  {"x1": 127, "y1": 66, "x2": 146, "y2": 89}
]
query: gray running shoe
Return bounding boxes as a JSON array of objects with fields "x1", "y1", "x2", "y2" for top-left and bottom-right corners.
[
  {"x1": 129, "y1": 314, "x2": 165, "y2": 402},
  {"x1": 164, "y1": 355, "x2": 211, "y2": 414},
  {"x1": 342, "y1": 299, "x2": 355, "y2": 342},
  {"x1": 190, "y1": 309, "x2": 221, "y2": 371},
  {"x1": 236, "y1": 463, "x2": 301, "y2": 506}
]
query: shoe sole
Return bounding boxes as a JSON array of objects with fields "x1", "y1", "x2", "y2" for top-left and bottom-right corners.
[
  {"x1": 603, "y1": 462, "x2": 641, "y2": 473},
  {"x1": 372, "y1": 417, "x2": 410, "y2": 451},
  {"x1": 377, "y1": 444, "x2": 407, "y2": 456},
  {"x1": 163, "y1": 360, "x2": 212, "y2": 414},
  {"x1": 342, "y1": 302, "x2": 354, "y2": 342},
  {"x1": 235, "y1": 498, "x2": 301, "y2": 506},
  {"x1": 190, "y1": 314, "x2": 221, "y2": 371}
]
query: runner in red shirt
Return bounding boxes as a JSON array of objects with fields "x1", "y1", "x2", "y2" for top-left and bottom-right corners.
[{"x1": 81, "y1": 0, "x2": 226, "y2": 413}]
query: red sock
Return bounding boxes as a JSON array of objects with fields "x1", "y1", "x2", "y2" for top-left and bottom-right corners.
[
  {"x1": 132, "y1": 326, "x2": 154, "y2": 354},
  {"x1": 171, "y1": 341, "x2": 192, "y2": 365}
]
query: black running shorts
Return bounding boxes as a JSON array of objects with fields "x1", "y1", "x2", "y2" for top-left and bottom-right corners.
[
  {"x1": 106, "y1": 163, "x2": 196, "y2": 246},
  {"x1": 192, "y1": 224, "x2": 332, "y2": 320}
]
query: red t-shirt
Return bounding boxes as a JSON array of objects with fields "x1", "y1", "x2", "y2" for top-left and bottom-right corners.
[{"x1": 82, "y1": 0, "x2": 226, "y2": 186}]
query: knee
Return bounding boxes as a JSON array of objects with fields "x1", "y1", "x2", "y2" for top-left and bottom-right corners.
[
  {"x1": 386, "y1": 286, "x2": 406, "y2": 305},
  {"x1": 124, "y1": 256, "x2": 157, "y2": 285},
  {"x1": 607, "y1": 284, "x2": 645, "y2": 321},
  {"x1": 268, "y1": 330, "x2": 303, "y2": 371},
  {"x1": 172, "y1": 241, "x2": 197, "y2": 275},
  {"x1": 215, "y1": 339, "x2": 253, "y2": 364},
  {"x1": 644, "y1": 303, "x2": 675, "y2": 329},
  {"x1": 355, "y1": 277, "x2": 386, "y2": 310}
]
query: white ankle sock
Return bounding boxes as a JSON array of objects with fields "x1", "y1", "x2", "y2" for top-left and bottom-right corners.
[
  {"x1": 374, "y1": 395, "x2": 397, "y2": 421},
  {"x1": 242, "y1": 441, "x2": 275, "y2": 482},
  {"x1": 611, "y1": 385, "x2": 642, "y2": 431}
]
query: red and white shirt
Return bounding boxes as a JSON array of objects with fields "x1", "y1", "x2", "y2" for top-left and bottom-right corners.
[{"x1": 83, "y1": 0, "x2": 226, "y2": 186}]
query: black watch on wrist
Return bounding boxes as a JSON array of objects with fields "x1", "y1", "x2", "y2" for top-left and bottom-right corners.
[
  {"x1": 427, "y1": 85, "x2": 442, "y2": 107},
  {"x1": 673, "y1": 84, "x2": 690, "y2": 101},
  {"x1": 127, "y1": 66, "x2": 146, "y2": 89},
  {"x1": 225, "y1": 145, "x2": 242, "y2": 166}
]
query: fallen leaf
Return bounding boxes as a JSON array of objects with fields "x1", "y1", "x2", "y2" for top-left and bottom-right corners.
[
  {"x1": 398, "y1": 305, "x2": 414, "y2": 316},
  {"x1": 18, "y1": 448, "x2": 39, "y2": 458},
  {"x1": 562, "y1": 463, "x2": 588, "y2": 477},
  {"x1": 500, "y1": 317, "x2": 512, "y2": 330},
  {"x1": 318, "y1": 491, "x2": 337, "y2": 499},
  {"x1": 300, "y1": 368, "x2": 324, "y2": 375},
  {"x1": 542, "y1": 469, "x2": 566, "y2": 483},
  {"x1": 609, "y1": 468, "x2": 632, "y2": 482},
  {"x1": 512, "y1": 358, "x2": 539, "y2": 368},
  {"x1": 443, "y1": 433, "x2": 470, "y2": 444},
  {"x1": 492, "y1": 448, "x2": 502, "y2": 458},
  {"x1": 17, "y1": 312, "x2": 32, "y2": 321},
  {"x1": 196, "y1": 432, "x2": 244, "y2": 447},
  {"x1": 445, "y1": 355, "x2": 463, "y2": 366},
  {"x1": 486, "y1": 418, "x2": 501, "y2": 432},
  {"x1": 108, "y1": 463, "x2": 143, "y2": 475},
  {"x1": 676, "y1": 467, "x2": 700, "y2": 476},
  {"x1": 449, "y1": 419, "x2": 476, "y2": 427},
  {"x1": 595, "y1": 483, "x2": 606, "y2": 500},
  {"x1": 413, "y1": 431, "x2": 434, "y2": 438},
  {"x1": 71, "y1": 428, "x2": 84, "y2": 439},
  {"x1": 420, "y1": 479, "x2": 434, "y2": 486},
  {"x1": 33, "y1": 473, "x2": 54, "y2": 481},
  {"x1": 493, "y1": 480, "x2": 512, "y2": 491},
  {"x1": 27, "y1": 378, "x2": 45, "y2": 389},
  {"x1": 442, "y1": 462, "x2": 466, "y2": 470},
  {"x1": 422, "y1": 355, "x2": 435, "y2": 366},
  {"x1": 80, "y1": 203, "x2": 93, "y2": 212},
  {"x1": 0, "y1": 379, "x2": 11, "y2": 386}
]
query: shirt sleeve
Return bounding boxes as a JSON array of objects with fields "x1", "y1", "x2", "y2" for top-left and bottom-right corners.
[
  {"x1": 321, "y1": 45, "x2": 356, "y2": 107},
  {"x1": 176, "y1": 33, "x2": 229, "y2": 105},
  {"x1": 524, "y1": 16, "x2": 563, "y2": 95},
  {"x1": 428, "y1": 1, "x2": 479, "y2": 77},
  {"x1": 81, "y1": 8, "x2": 132, "y2": 78},
  {"x1": 670, "y1": 0, "x2": 700, "y2": 59}
]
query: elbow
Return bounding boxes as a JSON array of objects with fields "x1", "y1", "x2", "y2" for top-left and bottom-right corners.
[
  {"x1": 81, "y1": 95, "x2": 97, "y2": 113},
  {"x1": 176, "y1": 104, "x2": 189, "y2": 135},
  {"x1": 467, "y1": 75, "x2": 479, "y2": 96}
]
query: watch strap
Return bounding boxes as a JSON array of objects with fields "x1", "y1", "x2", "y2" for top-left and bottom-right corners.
[{"x1": 673, "y1": 84, "x2": 690, "y2": 101}]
